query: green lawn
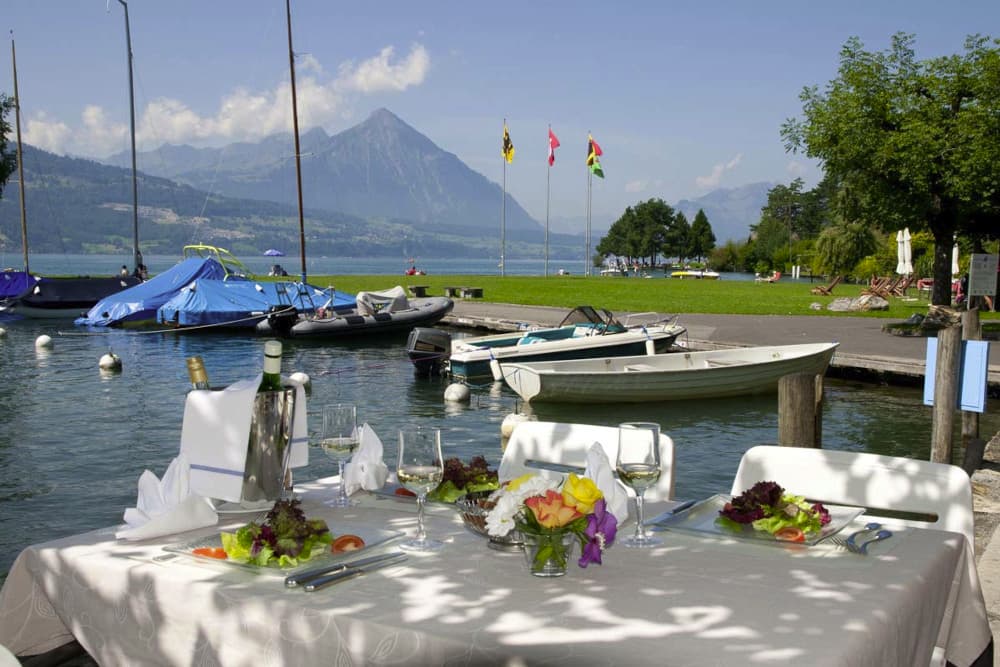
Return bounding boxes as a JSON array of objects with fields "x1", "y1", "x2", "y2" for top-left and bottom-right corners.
[{"x1": 304, "y1": 274, "x2": 1000, "y2": 321}]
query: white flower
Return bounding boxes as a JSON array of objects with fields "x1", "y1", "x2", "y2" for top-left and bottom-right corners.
[{"x1": 485, "y1": 475, "x2": 561, "y2": 537}]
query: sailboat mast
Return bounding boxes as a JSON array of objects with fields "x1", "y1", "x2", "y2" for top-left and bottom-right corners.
[
  {"x1": 10, "y1": 36, "x2": 29, "y2": 274},
  {"x1": 117, "y1": 0, "x2": 140, "y2": 273},
  {"x1": 286, "y1": 0, "x2": 307, "y2": 283}
]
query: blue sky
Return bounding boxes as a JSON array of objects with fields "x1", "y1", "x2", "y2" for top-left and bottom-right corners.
[{"x1": 4, "y1": 1, "x2": 999, "y2": 224}]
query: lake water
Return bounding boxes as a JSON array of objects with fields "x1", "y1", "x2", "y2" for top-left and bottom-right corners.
[{"x1": 2, "y1": 309, "x2": 994, "y2": 584}]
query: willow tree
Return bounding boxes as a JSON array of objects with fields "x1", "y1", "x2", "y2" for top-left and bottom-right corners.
[{"x1": 782, "y1": 33, "x2": 1000, "y2": 305}]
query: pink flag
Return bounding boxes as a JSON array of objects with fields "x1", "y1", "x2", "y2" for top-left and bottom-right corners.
[{"x1": 548, "y1": 129, "x2": 561, "y2": 166}]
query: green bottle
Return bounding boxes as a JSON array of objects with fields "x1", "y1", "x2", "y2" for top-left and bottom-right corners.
[{"x1": 259, "y1": 340, "x2": 284, "y2": 392}]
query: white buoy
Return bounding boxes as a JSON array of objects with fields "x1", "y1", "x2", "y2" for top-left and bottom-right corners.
[
  {"x1": 99, "y1": 352, "x2": 122, "y2": 371},
  {"x1": 444, "y1": 383, "x2": 471, "y2": 403},
  {"x1": 288, "y1": 371, "x2": 312, "y2": 393},
  {"x1": 35, "y1": 334, "x2": 53, "y2": 349},
  {"x1": 501, "y1": 412, "x2": 531, "y2": 439},
  {"x1": 0, "y1": 326, "x2": 6, "y2": 337}
]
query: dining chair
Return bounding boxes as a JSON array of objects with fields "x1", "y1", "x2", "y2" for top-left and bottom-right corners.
[
  {"x1": 730, "y1": 445, "x2": 974, "y2": 547},
  {"x1": 499, "y1": 420, "x2": 675, "y2": 501}
]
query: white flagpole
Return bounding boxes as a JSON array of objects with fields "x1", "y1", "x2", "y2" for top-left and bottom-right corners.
[
  {"x1": 545, "y1": 125, "x2": 551, "y2": 278},
  {"x1": 501, "y1": 120, "x2": 507, "y2": 278},
  {"x1": 586, "y1": 170, "x2": 592, "y2": 277}
]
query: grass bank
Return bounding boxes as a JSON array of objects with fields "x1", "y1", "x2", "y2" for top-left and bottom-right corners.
[{"x1": 307, "y1": 274, "x2": 1000, "y2": 321}]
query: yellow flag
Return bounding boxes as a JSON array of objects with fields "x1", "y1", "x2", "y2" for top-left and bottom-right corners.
[{"x1": 502, "y1": 124, "x2": 515, "y2": 163}]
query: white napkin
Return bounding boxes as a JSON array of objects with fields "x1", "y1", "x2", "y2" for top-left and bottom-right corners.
[
  {"x1": 179, "y1": 375, "x2": 308, "y2": 502},
  {"x1": 342, "y1": 422, "x2": 389, "y2": 495},
  {"x1": 115, "y1": 454, "x2": 218, "y2": 541},
  {"x1": 584, "y1": 442, "x2": 630, "y2": 523}
]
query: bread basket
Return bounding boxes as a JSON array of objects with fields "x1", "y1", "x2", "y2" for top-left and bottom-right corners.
[{"x1": 455, "y1": 491, "x2": 523, "y2": 551}]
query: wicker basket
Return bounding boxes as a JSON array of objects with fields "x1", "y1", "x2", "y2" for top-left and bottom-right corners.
[{"x1": 455, "y1": 492, "x2": 523, "y2": 551}]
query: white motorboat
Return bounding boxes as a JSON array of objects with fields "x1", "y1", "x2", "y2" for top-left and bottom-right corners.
[{"x1": 499, "y1": 342, "x2": 839, "y2": 403}]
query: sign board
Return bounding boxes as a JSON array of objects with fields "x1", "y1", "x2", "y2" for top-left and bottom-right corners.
[
  {"x1": 969, "y1": 253, "x2": 998, "y2": 297},
  {"x1": 923, "y1": 338, "x2": 990, "y2": 413}
]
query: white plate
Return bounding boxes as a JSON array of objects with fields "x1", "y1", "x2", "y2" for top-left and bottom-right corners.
[
  {"x1": 655, "y1": 493, "x2": 864, "y2": 546},
  {"x1": 163, "y1": 521, "x2": 404, "y2": 575}
]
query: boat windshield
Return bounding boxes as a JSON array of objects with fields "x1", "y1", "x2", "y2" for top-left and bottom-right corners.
[
  {"x1": 182, "y1": 245, "x2": 253, "y2": 280},
  {"x1": 557, "y1": 306, "x2": 620, "y2": 329}
]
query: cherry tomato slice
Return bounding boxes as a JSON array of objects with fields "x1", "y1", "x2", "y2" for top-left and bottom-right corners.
[
  {"x1": 332, "y1": 534, "x2": 366, "y2": 553},
  {"x1": 774, "y1": 526, "x2": 806, "y2": 543},
  {"x1": 394, "y1": 487, "x2": 416, "y2": 497},
  {"x1": 193, "y1": 547, "x2": 228, "y2": 559}
]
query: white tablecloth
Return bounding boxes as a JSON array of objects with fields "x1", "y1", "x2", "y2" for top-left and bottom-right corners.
[{"x1": 0, "y1": 480, "x2": 991, "y2": 666}]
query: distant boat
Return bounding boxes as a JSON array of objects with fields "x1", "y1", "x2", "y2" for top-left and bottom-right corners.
[
  {"x1": 263, "y1": 249, "x2": 285, "y2": 257},
  {"x1": 499, "y1": 342, "x2": 839, "y2": 404},
  {"x1": 410, "y1": 306, "x2": 687, "y2": 380},
  {"x1": 671, "y1": 270, "x2": 720, "y2": 280}
]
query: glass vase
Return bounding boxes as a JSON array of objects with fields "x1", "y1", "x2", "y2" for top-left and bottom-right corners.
[{"x1": 521, "y1": 532, "x2": 576, "y2": 577}]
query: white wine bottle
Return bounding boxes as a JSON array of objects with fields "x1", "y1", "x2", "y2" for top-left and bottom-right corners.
[
  {"x1": 186, "y1": 355, "x2": 210, "y2": 390},
  {"x1": 259, "y1": 340, "x2": 284, "y2": 392}
]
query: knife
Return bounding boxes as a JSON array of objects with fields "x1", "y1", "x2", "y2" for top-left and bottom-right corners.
[
  {"x1": 284, "y1": 551, "x2": 404, "y2": 588},
  {"x1": 645, "y1": 499, "x2": 697, "y2": 527},
  {"x1": 303, "y1": 553, "x2": 408, "y2": 592}
]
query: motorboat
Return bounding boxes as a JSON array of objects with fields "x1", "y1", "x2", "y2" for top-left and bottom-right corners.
[
  {"x1": 499, "y1": 342, "x2": 838, "y2": 403},
  {"x1": 670, "y1": 270, "x2": 720, "y2": 279},
  {"x1": 256, "y1": 286, "x2": 454, "y2": 339},
  {"x1": 408, "y1": 306, "x2": 687, "y2": 380}
]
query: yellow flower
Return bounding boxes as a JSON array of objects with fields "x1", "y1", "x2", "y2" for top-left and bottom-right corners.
[
  {"x1": 562, "y1": 474, "x2": 603, "y2": 514},
  {"x1": 505, "y1": 473, "x2": 536, "y2": 492}
]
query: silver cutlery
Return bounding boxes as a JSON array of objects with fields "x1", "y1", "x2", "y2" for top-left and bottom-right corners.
[
  {"x1": 303, "y1": 553, "x2": 408, "y2": 592},
  {"x1": 844, "y1": 523, "x2": 883, "y2": 552},
  {"x1": 284, "y1": 551, "x2": 404, "y2": 588},
  {"x1": 856, "y1": 529, "x2": 893, "y2": 555},
  {"x1": 645, "y1": 499, "x2": 697, "y2": 529}
]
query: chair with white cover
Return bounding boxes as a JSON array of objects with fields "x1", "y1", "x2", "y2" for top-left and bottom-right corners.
[
  {"x1": 730, "y1": 445, "x2": 974, "y2": 547},
  {"x1": 499, "y1": 420, "x2": 675, "y2": 502},
  {"x1": 0, "y1": 643, "x2": 18, "y2": 667}
]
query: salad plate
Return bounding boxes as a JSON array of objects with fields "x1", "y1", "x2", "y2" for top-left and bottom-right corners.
[
  {"x1": 655, "y1": 494, "x2": 864, "y2": 546},
  {"x1": 163, "y1": 521, "x2": 403, "y2": 575}
]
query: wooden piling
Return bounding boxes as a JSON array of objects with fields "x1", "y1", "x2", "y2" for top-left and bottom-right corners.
[
  {"x1": 778, "y1": 373, "x2": 823, "y2": 448},
  {"x1": 931, "y1": 324, "x2": 962, "y2": 463}
]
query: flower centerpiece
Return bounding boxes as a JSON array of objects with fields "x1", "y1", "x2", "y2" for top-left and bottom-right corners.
[{"x1": 486, "y1": 473, "x2": 618, "y2": 576}]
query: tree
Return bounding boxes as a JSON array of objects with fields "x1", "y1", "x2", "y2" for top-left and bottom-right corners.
[
  {"x1": 688, "y1": 209, "x2": 716, "y2": 262},
  {"x1": 782, "y1": 33, "x2": 1000, "y2": 305},
  {"x1": 664, "y1": 211, "x2": 690, "y2": 264},
  {"x1": 0, "y1": 93, "x2": 16, "y2": 199},
  {"x1": 815, "y1": 220, "x2": 877, "y2": 277}
]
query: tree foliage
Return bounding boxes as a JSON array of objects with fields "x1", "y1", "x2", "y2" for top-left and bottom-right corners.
[
  {"x1": 0, "y1": 94, "x2": 16, "y2": 200},
  {"x1": 782, "y1": 33, "x2": 1000, "y2": 305},
  {"x1": 814, "y1": 220, "x2": 877, "y2": 276},
  {"x1": 597, "y1": 199, "x2": 718, "y2": 268},
  {"x1": 688, "y1": 209, "x2": 716, "y2": 261}
]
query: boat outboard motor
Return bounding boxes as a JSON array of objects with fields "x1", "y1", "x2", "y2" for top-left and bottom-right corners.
[
  {"x1": 260, "y1": 304, "x2": 298, "y2": 337},
  {"x1": 407, "y1": 327, "x2": 451, "y2": 376}
]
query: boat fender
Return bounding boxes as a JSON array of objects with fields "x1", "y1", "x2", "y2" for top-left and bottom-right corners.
[
  {"x1": 489, "y1": 358, "x2": 503, "y2": 381},
  {"x1": 288, "y1": 371, "x2": 312, "y2": 394},
  {"x1": 99, "y1": 352, "x2": 122, "y2": 371},
  {"x1": 35, "y1": 334, "x2": 53, "y2": 349},
  {"x1": 501, "y1": 412, "x2": 531, "y2": 439},
  {"x1": 643, "y1": 327, "x2": 656, "y2": 356},
  {"x1": 0, "y1": 327, "x2": 5, "y2": 338},
  {"x1": 444, "y1": 383, "x2": 471, "y2": 403}
]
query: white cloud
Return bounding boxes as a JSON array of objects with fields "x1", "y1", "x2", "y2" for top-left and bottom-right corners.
[
  {"x1": 695, "y1": 152, "x2": 743, "y2": 189},
  {"x1": 625, "y1": 180, "x2": 647, "y2": 193},
  {"x1": 28, "y1": 43, "x2": 430, "y2": 156},
  {"x1": 336, "y1": 44, "x2": 430, "y2": 93}
]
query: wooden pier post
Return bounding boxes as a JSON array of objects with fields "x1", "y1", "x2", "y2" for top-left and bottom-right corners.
[
  {"x1": 778, "y1": 373, "x2": 823, "y2": 448},
  {"x1": 930, "y1": 322, "x2": 962, "y2": 463}
]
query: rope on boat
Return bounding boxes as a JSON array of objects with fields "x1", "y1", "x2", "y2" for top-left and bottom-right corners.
[{"x1": 55, "y1": 306, "x2": 299, "y2": 337}]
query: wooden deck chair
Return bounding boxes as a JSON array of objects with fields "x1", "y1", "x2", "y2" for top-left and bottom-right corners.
[
  {"x1": 499, "y1": 420, "x2": 675, "y2": 501},
  {"x1": 810, "y1": 275, "x2": 842, "y2": 295},
  {"x1": 892, "y1": 274, "x2": 915, "y2": 297},
  {"x1": 730, "y1": 445, "x2": 974, "y2": 547}
]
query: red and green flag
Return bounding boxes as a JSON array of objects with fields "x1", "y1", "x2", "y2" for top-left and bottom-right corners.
[{"x1": 587, "y1": 134, "x2": 604, "y2": 178}]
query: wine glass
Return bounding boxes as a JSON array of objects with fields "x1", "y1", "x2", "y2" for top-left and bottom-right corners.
[
  {"x1": 317, "y1": 404, "x2": 359, "y2": 507},
  {"x1": 397, "y1": 427, "x2": 445, "y2": 552},
  {"x1": 616, "y1": 422, "x2": 663, "y2": 548}
]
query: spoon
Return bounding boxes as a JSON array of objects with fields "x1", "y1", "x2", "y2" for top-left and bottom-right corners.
[
  {"x1": 857, "y1": 529, "x2": 893, "y2": 555},
  {"x1": 845, "y1": 523, "x2": 883, "y2": 552}
]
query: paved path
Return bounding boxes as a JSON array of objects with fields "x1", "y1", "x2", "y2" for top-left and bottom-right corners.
[{"x1": 447, "y1": 301, "x2": 1000, "y2": 648}]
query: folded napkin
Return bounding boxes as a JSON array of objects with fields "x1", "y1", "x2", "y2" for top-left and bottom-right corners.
[
  {"x1": 179, "y1": 375, "x2": 308, "y2": 502},
  {"x1": 115, "y1": 454, "x2": 218, "y2": 541},
  {"x1": 342, "y1": 422, "x2": 389, "y2": 495},
  {"x1": 584, "y1": 443, "x2": 630, "y2": 523}
]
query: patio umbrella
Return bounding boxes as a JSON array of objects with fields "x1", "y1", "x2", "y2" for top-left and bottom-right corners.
[
  {"x1": 896, "y1": 230, "x2": 906, "y2": 275},
  {"x1": 264, "y1": 248, "x2": 284, "y2": 257},
  {"x1": 902, "y1": 228, "x2": 913, "y2": 275},
  {"x1": 952, "y1": 242, "x2": 960, "y2": 276}
]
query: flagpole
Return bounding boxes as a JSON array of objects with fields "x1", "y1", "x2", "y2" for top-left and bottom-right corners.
[
  {"x1": 501, "y1": 118, "x2": 507, "y2": 278},
  {"x1": 545, "y1": 125, "x2": 551, "y2": 278},
  {"x1": 586, "y1": 170, "x2": 592, "y2": 278}
]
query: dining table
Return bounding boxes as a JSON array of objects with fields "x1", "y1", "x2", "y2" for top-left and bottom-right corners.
[{"x1": 0, "y1": 477, "x2": 991, "y2": 666}]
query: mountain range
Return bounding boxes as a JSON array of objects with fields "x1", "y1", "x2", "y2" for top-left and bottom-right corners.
[{"x1": 0, "y1": 109, "x2": 769, "y2": 259}]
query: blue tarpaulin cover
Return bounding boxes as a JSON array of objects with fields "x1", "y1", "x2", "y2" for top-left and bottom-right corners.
[
  {"x1": 75, "y1": 257, "x2": 229, "y2": 326},
  {"x1": 0, "y1": 271, "x2": 38, "y2": 299},
  {"x1": 157, "y1": 279, "x2": 356, "y2": 328}
]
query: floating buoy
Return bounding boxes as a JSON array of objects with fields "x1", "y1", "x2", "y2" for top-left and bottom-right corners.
[
  {"x1": 444, "y1": 383, "x2": 471, "y2": 403},
  {"x1": 501, "y1": 412, "x2": 531, "y2": 439},
  {"x1": 35, "y1": 334, "x2": 53, "y2": 349},
  {"x1": 99, "y1": 352, "x2": 122, "y2": 371},
  {"x1": 288, "y1": 371, "x2": 312, "y2": 394},
  {"x1": 0, "y1": 327, "x2": 6, "y2": 337}
]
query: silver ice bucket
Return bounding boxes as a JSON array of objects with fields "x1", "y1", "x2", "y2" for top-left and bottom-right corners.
[{"x1": 241, "y1": 387, "x2": 296, "y2": 503}]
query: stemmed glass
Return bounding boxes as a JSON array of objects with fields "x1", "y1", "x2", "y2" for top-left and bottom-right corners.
[
  {"x1": 317, "y1": 404, "x2": 359, "y2": 508},
  {"x1": 616, "y1": 422, "x2": 663, "y2": 548},
  {"x1": 397, "y1": 427, "x2": 445, "y2": 552}
]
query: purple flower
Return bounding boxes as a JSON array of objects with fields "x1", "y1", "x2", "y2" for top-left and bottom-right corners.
[{"x1": 578, "y1": 498, "x2": 617, "y2": 567}]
